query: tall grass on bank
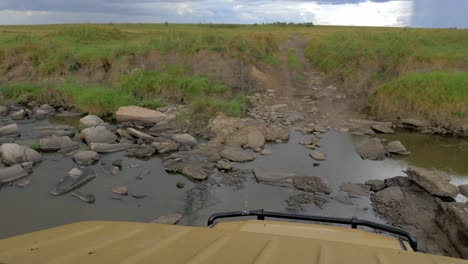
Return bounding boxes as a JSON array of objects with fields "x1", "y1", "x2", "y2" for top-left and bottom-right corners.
[
  {"x1": 0, "y1": 69, "x2": 244, "y2": 118},
  {"x1": 370, "y1": 72, "x2": 468, "y2": 123},
  {"x1": 305, "y1": 28, "x2": 468, "y2": 87}
]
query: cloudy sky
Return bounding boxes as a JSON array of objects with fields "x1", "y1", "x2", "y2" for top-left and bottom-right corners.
[{"x1": 0, "y1": 0, "x2": 467, "y2": 28}]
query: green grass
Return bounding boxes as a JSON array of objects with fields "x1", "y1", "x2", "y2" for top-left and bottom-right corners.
[
  {"x1": 190, "y1": 96, "x2": 246, "y2": 118},
  {"x1": 120, "y1": 67, "x2": 228, "y2": 101},
  {"x1": 305, "y1": 28, "x2": 468, "y2": 85},
  {"x1": 370, "y1": 72, "x2": 468, "y2": 123},
  {"x1": 287, "y1": 49, "x2": 303, "y2": 71}
]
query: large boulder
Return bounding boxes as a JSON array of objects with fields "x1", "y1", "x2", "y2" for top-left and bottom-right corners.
[
  {"x1": 265, "y1": 125, "x2": 289, "y2": 142},
  {"x1": 80, "y1": 115, "x2": 104, "y2": 127},
  {"x1": 386, "y1": 141, "x2": 410, "y2": 156},
  {"x1": 220, "y1": 146, "x2": 255, "y2": 162},
  {"x1": 0, "y1": 143, "x2": 41, "y2": 165},
  {"x1": 365, "y1": 179, "x2": 386, "y2": 192},
  {"x1": 171, "y1": 134, "x2": 197, "y2": 147},
  {"x1": 253, "y1": 168, "x2": 295, "y2": 187},
  {"x1": 404, "y1": 167, "x2": 458, "y2": 198},
  {"x1": 39, "y1": 136, "x2": 77, "y2": 152},
  {"x1": 116, "y1": 106, "x2": 167, "y2": 124},
  {"x1": 340, "y1": 183, "x2": 371, "y2": 198},
  {"x1": 356, "y1": 138, "x2": 385, "y2": 161},
  {"x1": 459, "y1": 184, "x2": 468, "y2": 197},
  {"x1": 0, "y1": 162, "x2": 33, "y2": 184},
  {"x1": 246, "y1": 128, "x2": 265, "y2": 150},
  {"x1": 292, "y1": 176, "x2": 331, "y2": 194},
  {"x1": 371, "y1": 183, "x2": 459, "y2": 255},
  {"x1": 0, "y1": 123, "x2": 20, "y2": 137},
  {"x1": 436, "y1": 203, "x2": 468, "y2": 259},
  {"x1": 73, "y1": 151, "x2": 101, "y2": 165},
  {"x1": 80, "y1": 126, "x2": 117, "y2": 144},
  {"x1": 163, "y1": 146, "x2": 219, "y2": 180}
]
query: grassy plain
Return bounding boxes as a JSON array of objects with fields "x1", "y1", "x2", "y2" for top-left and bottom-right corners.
[{"x1": 0, "y1": 24, "x2": 466, "y2": 124}]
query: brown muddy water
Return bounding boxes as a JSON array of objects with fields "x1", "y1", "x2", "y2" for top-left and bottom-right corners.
[{"x1": 0, "y1": 117, "x2": 467, "y2": 239}]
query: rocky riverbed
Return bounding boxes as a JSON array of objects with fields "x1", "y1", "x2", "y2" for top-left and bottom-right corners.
[{"x1": 0, "y1": 102, "x2": 468, "y2": 259}]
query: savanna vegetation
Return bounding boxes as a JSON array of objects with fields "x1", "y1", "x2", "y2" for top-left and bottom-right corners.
[{"x1": 0, "y1": 24, "x2": 467, "y2": 126}]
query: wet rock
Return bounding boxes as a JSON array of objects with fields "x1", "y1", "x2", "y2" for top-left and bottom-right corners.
[
  {"x1": 458, "y1": 184, "x2": 468, "y2": 197},
  {"x1": 365, "y1": 179, "x2": 386, "y2": 192},
  {"x1": 15, "y1": 177, "x2": 31, "y2": 188},
  {"x1": 127, "y1": 128, "x2": 155, "y2": 141},
  {"x1": 80, "y1": 126, "x2": 117, "y2": 144},
  {"x1": 90, "y1": 143, "x2": 139, "y2": 153},
  {"x1": 102, "y1": 160, "x2": 123, "y2": 175},
  {"x1": 220, "y1": 146, "x2": 255, "y2": 162},
  {"x1": 292, "y1": 176, "x2": 331, "y2": 194},
  {"x1": 333, "y1": 191, "x2": 354, "y2": 205},
  {"x1": 436, "y1": 203, "x2": 468, "y2": 259},
  {"x1": 49, "y1": 168, "x2": 96, "y2": 196},
  {"x1": 386, "y1": 141, "x2": 410, "y2": 156},
  {"x1": 176, "y1": 182, "x2": 185, "y2": 189},
  {"x1": 39, "y1": 130, "x2": 75, "y2": 137},
  {"x1": 136, "y1": 168, "x2": 150, "y2": 180},
  {"x1": 309, "y1": 151, "x2": 326, "y2": 161},
  {"x1": 265, "y1": 125, "x2": 289, "y2": 142},
  {"x1": 260, "y1": 148, "x2": 272, "y2": 155},
  {"x1": 151, "y1": 213, "x2": 183, "y2": 225},
  {"x1": 253, "y1": 168, "x2": 295, "y2": 187},
  {"x1": 371, "y1": 124, "x2": 394, "y2": 134},
  {"x1": 0, "y1": 162, "x2": 33, "y2": 184},
  {"x1": 39, "y1": 136, "x2": 77, "y2": 152},
  {"x1": 152, "y1": 139, "x2": 180, "y2": 154},
  {"x1": 286, "y1": 192, "x2": 329, "y2": 212},
  {"x1": 10, "y1": 110, "x2": 25, "y2": 120},
  {"x1": 0, "y1": 143, "x2": 41, "y2": 165},
  {"x1": 217, "y1": 159, "x2": 233, "y2": 171},
  {"x1": 404, "y1": 167, "x2": 458, "y2": 198},
  {"x1": 371, "y1": 185, "x2": 458, "y2": 255},
  {"x1": 116, "y1": 106, "x2": 167, "y2": 124},
  {"x1": 0, "y1": 123, "x2": 20, "y2": 137},
  {"x1": 401, "y1": 118, "x2": 430, "y2": 128},
  {"x1": 112, "y1": 186, "x2": 128, "y2": 196},
  {"x1": 246, "y1": 129, "x2": 265, "y2": 150},
  {"x1": 340, "y1": 183, "x2": 371, "y2": 198},
  {"x1": 313, "y1": 125, "x2": 327, "y2": 133},
  {"x1": 163, "y1": 147, "x2": 219, "y2": 180},
  {"x1": 73, "y1": 151, "x2": 100, "y2": 165},
  {"x1": 131, "y1": 193, "x2": 147, "y2": 199},
  {"x1": 71, "y1": 191, "x2": 96, "y2": 204},
  {"x1": 0, "y1": 105, "x2": 7, "y2": 115},
  {"x1": 384, "y1": 176, "x2": 413, "y2": 188},
  {"x1": 356, "y1": 138, "x2": 385, "y2": 161},
  {"x1": 126, "y1": 145, "x2": 155, "y2": 158},
  {"x1": 171, "y1": 134, "x2": 197, "y2": 147},
  {"x1": 79, "y1": 115, "x2": 104, "y2": 127}
]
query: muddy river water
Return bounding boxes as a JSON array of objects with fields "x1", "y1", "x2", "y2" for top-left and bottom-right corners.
[{"x1": 0, "y1": 117, "x2": 467, "y2": 239}]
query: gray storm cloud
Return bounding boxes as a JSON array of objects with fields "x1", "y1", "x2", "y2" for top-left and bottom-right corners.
[{"x1": 411, "y1": 0, "x2": 468, "y2": 28}]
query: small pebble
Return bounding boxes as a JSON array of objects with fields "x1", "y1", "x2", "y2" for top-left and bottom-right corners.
[{"x1": 176, "y1": 182, "x2": 185, "y2": 189}]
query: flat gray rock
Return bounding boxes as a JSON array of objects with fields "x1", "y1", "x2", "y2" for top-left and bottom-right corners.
[
  {"x1": 73, "y1": 151, "x2": 101, "y2": 165},
  {"x1": 0, "y1": 123, "x2": 19, "y2": 137},
  {"x1": 340, "y1": 182, "x2": 371, "y2": 198},
  {"x1": 292, "y1": 176, "x2": 331, "y2": 194},
  {"x1": 49, "y1": 168, "x2": 96, "y2": 196},
  {"x1": 151, "y1": 214, "x2": 183, "y2": 225},
  {"x1": 356, "y1": 138, "x2": 385, "y2": 161},
  {"x1": 253, "y1": 168, "x2": 295, "y2": 187},
  {"x1": 404, "y1": 167, "x2": 458, "y2": 198},
  {"x1": 220, "y1": 147, "x2": 255, "y2": 162}
]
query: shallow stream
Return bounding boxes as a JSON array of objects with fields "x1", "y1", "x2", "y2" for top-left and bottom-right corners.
[{"x1": 0, "y1": 117, "x2": 467, "y2": 239}]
